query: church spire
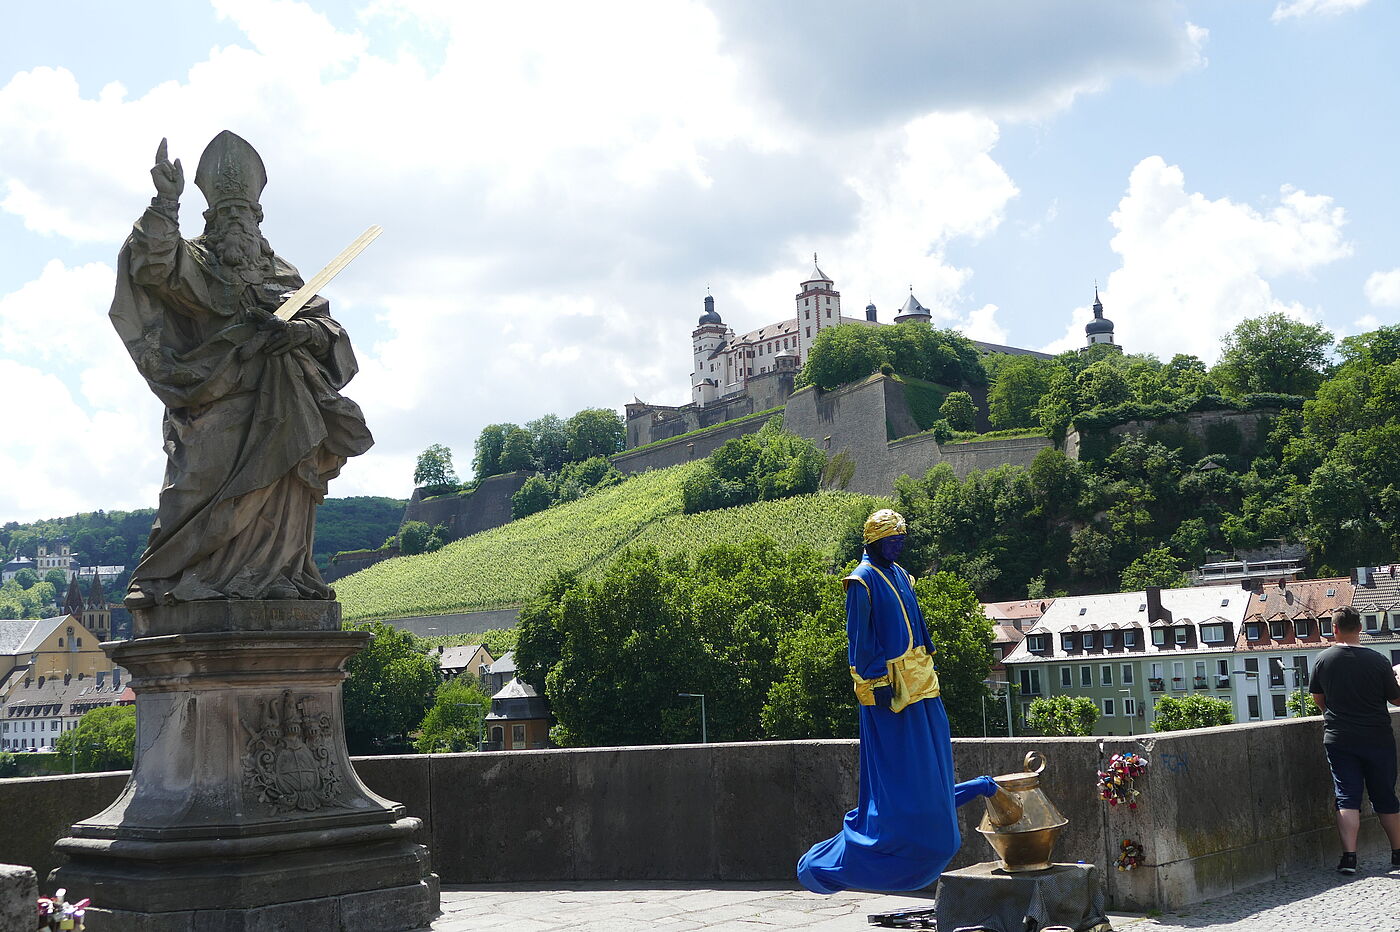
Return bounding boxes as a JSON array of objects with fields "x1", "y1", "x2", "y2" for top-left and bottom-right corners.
[
  {"x1": 87, "y1": 574, "x2": 105, "y2": 610},
  {"x1": 63, "y1": 576, "x2": 85, "y2": 618}
]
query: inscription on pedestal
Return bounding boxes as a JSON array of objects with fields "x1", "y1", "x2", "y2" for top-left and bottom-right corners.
[{"x1": 241, "y1": 690, "x2": 345, "y2": 813}]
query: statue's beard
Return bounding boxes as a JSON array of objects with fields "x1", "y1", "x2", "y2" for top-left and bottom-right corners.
[{"x1": 206, "y1": 222, "x2": 271, "y2": 279}]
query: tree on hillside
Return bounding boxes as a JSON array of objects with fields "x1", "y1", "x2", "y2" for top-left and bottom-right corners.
[
  {"x1": 913, "y1": 572, "x2": 996, "y2": 737},
  {"x1": 1151, "y1": 694, "x2": 1233, "y2": 732},
  {"x1": 1213, "y1": 313, "x2": 1334, "y2": 397},
  {"x1": 988, "y1": 354, "x2": 1053, "y2": 429},
  {"x1": 1120, "y1": 547, "x2": 1191, "y2": 590},
  {"x1": 511, "y1": 475, "x2": 554, "y2": 519},
  {"x1": 529, "y1": 540, "x2": 842, "y2": 747},
  {"x1": 762, "y1": 598, "x2": 857, "y2": 740},
  {"x1": 342, "y1": 622, "x2": 439, "y2": 753},
  {"x1": 566, "y1": 408, "x2": 625, "y2": 461},
  {"x1": 681, "y1": 417, "x2": 824, "y2": 514},
  {"x1": 498, "y1": 426, "x2": 536, "y2": 473},
  {"x1": 398, "y1": 521, "x2": 446, "y2": 556},
  {"x1": 413, "y1": 443, "x2": 459, "y2": 489},
  {"x1": 44, "y1": 569, "x2": 68, "y2": 594},
  {"x1": 56, "y1": 706, "x2": 135, "y2": 772},
  {"x1": 472, "y1": 423, "x2": 517, "y2": 479},
  {"x1": 940, "y1": 391, "x2": 977, "y2": 431},
  {"x1": 527, "y1": 414, "x2": 570, "y2": 473},
  {"x1": 415, "y1": 676, "x2": 494, "y2": 753},
  {"x1": 1026, "y1": 695, "x2": 1099, "y2": 736},
  {"x1": 800, "y1": 322, "x2": 985, "y2": 391}
]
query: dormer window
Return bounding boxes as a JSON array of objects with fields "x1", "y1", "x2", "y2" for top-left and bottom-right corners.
[
  {"x1": 1174, "y1": 627, "x2": 1188, "y2": 644},
  {"x1": 1061, "y1": 634, "x2": 1075, "y2": 651},
  {"x1": 1270, "y1": 621, "x2": 1286, "y2": 639},
  {"x1": 1321, "y1": 617, "x2": 1334, "y2": 636},
  {"x1": 1082, "y1": 633, "x2": 1095, "y2": 650},
  {"x1": 1152, "y1": 629, "x2": 1167, "y2": 646},
  {"x1": 1295, "y1": 619, "x2": 1310, "y2": 637},
  {"x1": 1246, "y1": 622, "x2": 1263, "y2": 640},
  {"x1": 1124, "y1": 630, "x2": 1138, "y2": 648}
]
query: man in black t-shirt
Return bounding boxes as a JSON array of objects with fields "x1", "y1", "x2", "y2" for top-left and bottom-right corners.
[{"x1": 1310, "y1": 606, "x2": 1400, "y2": 874}]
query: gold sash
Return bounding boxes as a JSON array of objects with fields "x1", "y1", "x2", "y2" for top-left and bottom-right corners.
[{"x1": 849, "y1": 565, "x2": 941, "y2": 712}]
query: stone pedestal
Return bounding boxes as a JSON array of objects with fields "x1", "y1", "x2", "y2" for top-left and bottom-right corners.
[{"x1": 50, "y1": 601, "x2": 439, "y2": 931}]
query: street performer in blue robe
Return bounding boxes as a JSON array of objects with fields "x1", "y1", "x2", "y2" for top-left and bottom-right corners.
[{"x1": 798, "y1": 509, "x2": 998, "y2": 894}]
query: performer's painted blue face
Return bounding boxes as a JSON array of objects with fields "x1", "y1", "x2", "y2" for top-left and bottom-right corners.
[{"x1": 876, "y1": 534, "x2": 907, "y2": 563}]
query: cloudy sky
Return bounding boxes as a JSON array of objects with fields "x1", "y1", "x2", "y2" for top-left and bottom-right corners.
[{"x1": 0, "y1": 0, "x2": 1395, "y2": 520}]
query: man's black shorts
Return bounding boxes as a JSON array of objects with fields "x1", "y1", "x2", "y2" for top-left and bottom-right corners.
[{"x1": 1325, "y1": 741, "x2": 1400, "y2": 813}]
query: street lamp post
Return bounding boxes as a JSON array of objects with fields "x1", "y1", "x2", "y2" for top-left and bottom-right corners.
[
  {"x1": 451, "y1": 701, "x2": 485, "y2": 751},
  {"x1": 1230, "y1": 670, "x2": 1262, "y2": 721},
  {"x1": 678, "y1": 693, "x2": 707, "y2": 744}
]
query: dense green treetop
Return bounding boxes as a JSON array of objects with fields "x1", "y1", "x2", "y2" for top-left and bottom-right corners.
[
  {"x1": 342, "y1": 621, "x2": 439, "y2": 754},
  {"x1": 1026, "y1": 695, "x2": 1100, "y2": 736},
  {"x1": 413, "y1": 443, "x2": 459, "y2": 489},
  {"x1": 1151, "y1": 694, "x2": 1234, "y2": 732},
  {"x1": 800, "y1": 322, "x2": 986, "y2": 391},
  {"x1": 55, "y1": 706, "x2": 136, "y2": 772}
]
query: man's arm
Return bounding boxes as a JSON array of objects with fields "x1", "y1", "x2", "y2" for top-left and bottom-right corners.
[
  {"x1": 1311, "y1": 692, "x2": 1327, "y2": 712},
  {"x1": 129, "y1": 138, "x2": 186, "y2": 289}
]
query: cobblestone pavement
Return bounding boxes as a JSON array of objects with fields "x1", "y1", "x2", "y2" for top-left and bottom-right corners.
[
  {"x1": 429, "y1": 869, "x2": 1400, "y2": 931},
  {"x1": 1136, "y1": 868, "x2": 1400, "y2": 931}
]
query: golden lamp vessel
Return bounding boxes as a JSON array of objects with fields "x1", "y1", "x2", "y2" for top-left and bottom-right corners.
[{"x1": 977, "y1": 750, "x2": 1068, "y2": 872}]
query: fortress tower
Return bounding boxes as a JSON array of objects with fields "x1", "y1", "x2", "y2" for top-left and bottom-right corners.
[
  {"x1": 691, "y1": 294, "x2": 733, "y2": 406},
  {"x1": 1085, "y1": 288, "x2": 1116, "y2": 348},
  {"x1": 795, "y1": 255, "x2": 841, "y2": 363}
]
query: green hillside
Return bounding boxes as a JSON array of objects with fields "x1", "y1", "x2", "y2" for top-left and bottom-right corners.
[{"x1": 337, "y1": 463, "x2": 885, "y2": 622}]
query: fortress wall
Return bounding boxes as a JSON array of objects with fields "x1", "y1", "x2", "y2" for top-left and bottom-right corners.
[
  {"x1": 935, "y1": 436, "x2": 1054, "y2": 478},
  {"x1": 611, "y1": 410, "x2": 781, "y2": 475},
  {"x1": 782, "y1": 376, "x2": 896, "y2": 496},
  {"x1": 1066, "y1": 406, "x2": 1286, "y2": 462},
  {"x1": 8, "y1": 715, "x2": 1383, "y2": 910},
  {"x1": 400, "y1": 471, "x2": 530, "y2": 542}
]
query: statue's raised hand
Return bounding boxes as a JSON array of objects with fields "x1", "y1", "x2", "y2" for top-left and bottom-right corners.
[{"x1": 151, "y1": 138, "x2": 184, "y2": 200}]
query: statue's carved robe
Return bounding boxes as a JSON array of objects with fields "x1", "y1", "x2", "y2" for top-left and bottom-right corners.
[{"x1": 110, "y1": 202, "x2": 373, "y2": 603}]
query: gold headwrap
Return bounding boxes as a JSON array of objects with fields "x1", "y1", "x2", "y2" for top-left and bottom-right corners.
[{"x1": 862, "y1": 509, "x2": 907, "y2": 545}]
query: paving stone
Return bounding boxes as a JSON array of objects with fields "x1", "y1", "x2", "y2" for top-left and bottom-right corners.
[{"x1": 428, "y1": 870, "x2": 1400, "y2": 931}]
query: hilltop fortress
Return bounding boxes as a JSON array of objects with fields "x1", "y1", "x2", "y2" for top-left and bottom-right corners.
[{"x1": 621, "y1": 260, "x2": 1117, "y2": 490}]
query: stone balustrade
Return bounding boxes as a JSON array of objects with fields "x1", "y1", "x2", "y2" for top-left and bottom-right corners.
[{"x1": 2, "y1": 715, "x2": 1394, "y2": 911}]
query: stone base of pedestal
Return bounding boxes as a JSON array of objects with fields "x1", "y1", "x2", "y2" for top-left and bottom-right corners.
[
  {"x1": 932, "y1": 861, "x2": 1111, "y2": 932},
  {"x1": 50, "y1": 601, "x2": 440, "y2": 928},
  {"x1": 81, "y1": 878, "x2": 439, "y2": 932}
]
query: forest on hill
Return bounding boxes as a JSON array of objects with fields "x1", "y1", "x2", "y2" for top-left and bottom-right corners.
[{"x1": 0, "y1": 496, "x2": 403, "y2": 615}]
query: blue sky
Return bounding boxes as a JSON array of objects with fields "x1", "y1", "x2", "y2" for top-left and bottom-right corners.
[{"x1": 0, "y1": 0, "x2": 1395, "y2": 520}]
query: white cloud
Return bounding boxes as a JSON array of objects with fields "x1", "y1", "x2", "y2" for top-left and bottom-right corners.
[
  {"x1": 1043, "y1": 157, "x2": 1351, "y2": 360},
  {"x1": 0, "y1": 263, "x2": 164, "y2": 520},
  {"x1": 0, "y1": 0, "x2": 1209, "y2": 516},
  {"x1": 1364, "y1": 269, "x2": 1400, "y2": 308},
  {"x1": 1272, "y1": 0, "x2": 1370, "y2": 23},
  {"x1": 708, "y1": 0, "x2": 1205, "y2": 128}
]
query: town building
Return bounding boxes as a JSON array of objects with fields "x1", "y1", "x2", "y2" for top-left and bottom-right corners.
[
  {"x1": 1003, "y1": 573, "x2": 1400, "y2": 736},
  {"x1": 1, "y1": 555, "x2": 35, "y2": 583},
  {"x1": 34, "y1": 539, "x2": 80, "y2": 583},
  {"x1": 482, "y1": 678, "x2": 551, "y2": 751},
  {"x1": 982, "y1": 598, "x2": 1053, "y2": 675},
  {"x1": 435, "y1": 643, "x2": 494, "y2": 680},
  {"x1": 479, "y1": 651, "x2": 517, "y2": 695},
  {"x1": 1003, "y1": 585, "x2": 1252, "y2": 735},
  {"x1": 0, "y1": 612, "x2": 128, "y2": 751},
  {"x1": 1, "y1": 672, "x2": 131, "y2": 752}
]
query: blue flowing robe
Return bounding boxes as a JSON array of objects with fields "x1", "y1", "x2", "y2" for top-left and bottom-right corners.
[{"x1": 798, "y1": 555, "x2": 995, "y2": 894}]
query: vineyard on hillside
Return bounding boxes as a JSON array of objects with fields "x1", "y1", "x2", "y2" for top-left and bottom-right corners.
[{"x1": 337, "y1": 462, "x2": 886, "y2": 622}]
